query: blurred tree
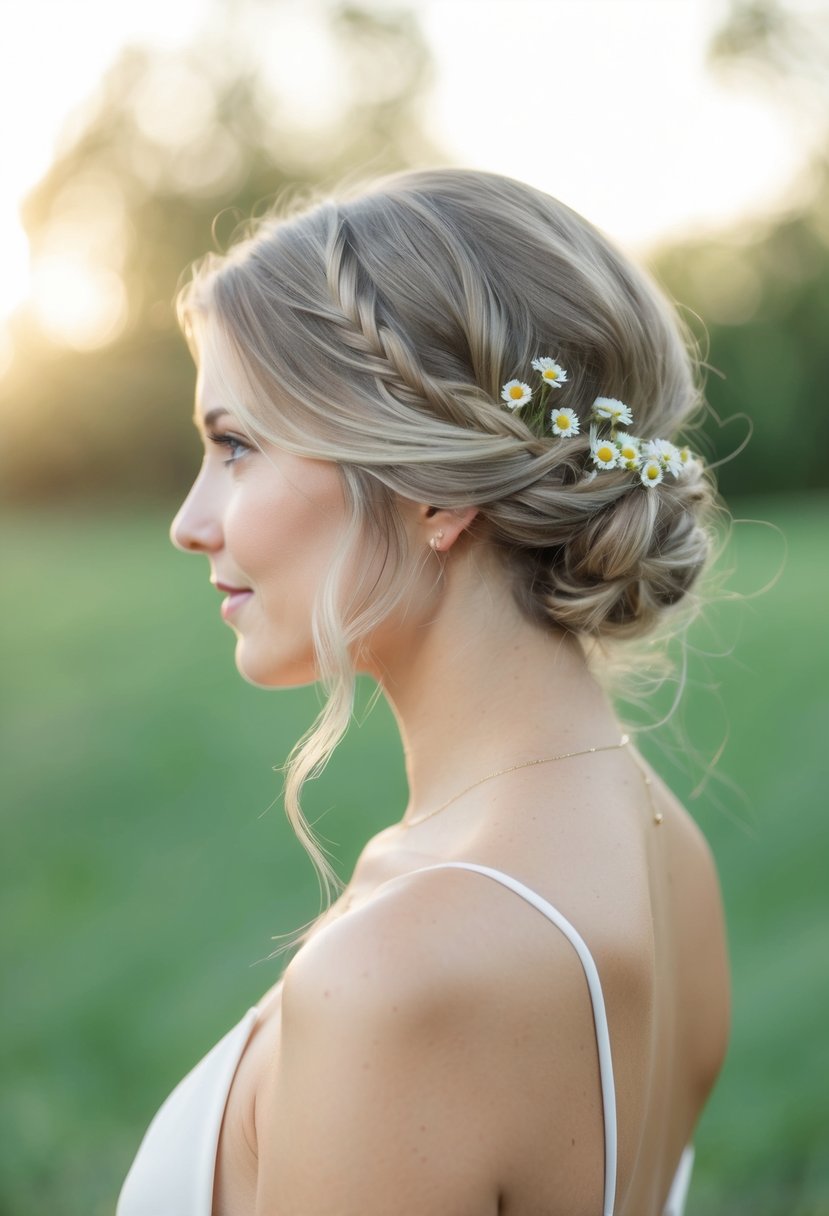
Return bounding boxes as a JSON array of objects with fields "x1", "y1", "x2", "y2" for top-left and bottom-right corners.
[
  {"x1": 3, "y1": 0, "x2": 828, "y2": 503},
  {"x1": 0, "y1": 1, "x2": 440, "y2": 502},
  {"x1": 650, "y1": 0, "x2": 829, "y2": 497}
]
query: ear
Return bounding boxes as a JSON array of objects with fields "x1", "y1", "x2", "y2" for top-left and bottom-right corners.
[{"x1": 420, "y1": 504, "x2": 480, "y2": 553}]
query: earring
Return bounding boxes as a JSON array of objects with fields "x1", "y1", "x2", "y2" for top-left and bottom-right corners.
[{"x1": 429, "y1": 529, "x2": 445, "y2": 551}]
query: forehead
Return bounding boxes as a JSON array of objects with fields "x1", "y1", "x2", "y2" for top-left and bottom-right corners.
[{"x1": 192, "y1": 359, "x2": 238, "y2": 429}]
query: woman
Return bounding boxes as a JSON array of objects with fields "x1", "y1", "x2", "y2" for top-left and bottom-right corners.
[{"x1": 117, "y1": 168, "x2": 731, "y2": 1216}]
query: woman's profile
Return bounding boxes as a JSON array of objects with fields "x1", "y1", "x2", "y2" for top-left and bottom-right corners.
[{"x1": 117, "y1": 168, "x2": 731, "y2": 1216}]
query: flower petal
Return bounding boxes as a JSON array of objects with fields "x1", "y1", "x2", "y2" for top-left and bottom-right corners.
[{"x1": 501, "y1": 380, "x2": 533, "y2": 409}]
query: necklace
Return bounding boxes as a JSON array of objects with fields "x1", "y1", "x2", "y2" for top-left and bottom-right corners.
[{"x1": 403, "y1": 733, "x2": 663, "y2": 828}]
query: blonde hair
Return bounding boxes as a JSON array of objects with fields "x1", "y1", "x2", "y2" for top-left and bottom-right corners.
[{"x1": 176, "y1": 167, "x2": 724, "y2": 913}]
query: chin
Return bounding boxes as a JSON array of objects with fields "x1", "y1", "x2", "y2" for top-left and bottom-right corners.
[{"x1": 233, "y1": 638, "x2": 321, "y2": 690}]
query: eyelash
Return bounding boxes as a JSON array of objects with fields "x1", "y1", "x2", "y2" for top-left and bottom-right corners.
[{"x1": 206, "y1": 430, "x2": 251, "y2": 466}]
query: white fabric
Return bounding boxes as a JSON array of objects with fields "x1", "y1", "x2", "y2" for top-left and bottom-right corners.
[
  {"x1": 116, "y1": 862, "x2": 695, "y2": 1215},
  {"x1": 663, "y1": 1144, "x2": 695, "y2": 1216},
  {"x1": 116, "y1": 1007, "x2": 258, "y2": 1215}
]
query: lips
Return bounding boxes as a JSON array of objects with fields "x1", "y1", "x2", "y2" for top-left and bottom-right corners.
[
  {"x1": 220, "y1": 587, "x2": 253, "y2": 622},
  {"x1": 213, "y1": 580, "x2": 252, "y2": 594}
]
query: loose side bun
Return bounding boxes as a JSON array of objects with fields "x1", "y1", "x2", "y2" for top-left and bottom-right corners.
[{"x1": 491, "y1": 456, "x2": 714, "y2": 641}]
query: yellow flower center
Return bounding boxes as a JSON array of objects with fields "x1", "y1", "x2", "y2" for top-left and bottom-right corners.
[
  {"x1": 597, "y1": 445, "x2": 615, "y2": 462},
  {"x1": 621, "y1": 445, "x2": 636, "y2": 459},
  {"x1": 544, "y1": 369, "x2": 558, "y2": 380},
  {"x1": 680, "y1": 448, "x2": 689, "y2": 462},
  {"x1": 509, "y1": 385, "x2": 525, "y2": 399},
  {"x1": 555, "y1": 413, "x2": 569, "y2": 429},
  {"x1": 645, "y1": 464, "x2": 660, "y2": 480}
]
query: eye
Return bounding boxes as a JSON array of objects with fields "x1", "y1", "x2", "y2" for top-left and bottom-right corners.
[{"x1": 206, "y1": 430, "x2": 251, "y2": 466}]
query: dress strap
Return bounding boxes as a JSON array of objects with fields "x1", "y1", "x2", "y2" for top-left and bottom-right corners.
[
  {"x1": 412, "y1": 861, "x2": 618, "y2": 1216},
  {"x1": 663, "y1": 1144, "x2": 695, "y2": 1215}
]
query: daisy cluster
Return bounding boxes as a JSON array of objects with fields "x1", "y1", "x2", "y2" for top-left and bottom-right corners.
[{"x1": 500, "y1": 356, "x2": 698, "y2": 489}]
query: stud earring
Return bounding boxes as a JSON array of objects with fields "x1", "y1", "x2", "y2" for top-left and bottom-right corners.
[{"x1": 430, "y1": 529, "x2": 445, "y2": 551}]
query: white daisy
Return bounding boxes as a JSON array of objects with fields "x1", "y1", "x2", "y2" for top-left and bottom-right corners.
[
  {"x1": 591, "y1": 435, "x2": 620, "y2": 470},
  {"x1": 550, "y1": 406, "x2": 580, "y2": 437},
  {"x1": 531, "y1": 357, "x2": 568, "y2": 388},
  {"x1": 644, "y1": 438, "x2": 683, "y2": 477},
  {"x1": 501, "y1": 380, "x2": 533, "y2": 409},
  {"x1": 592, "y1": 397, "x2": 634, "y2": 428},
  {"x1": 616, "y1": 432, "x2": 642, "y2": 470},
  {"x1": 677, "y1": 446, "x2": 696, "y2": 474},
  {"x1": 640, "y1": 459, "x2": 664, "y2": 488}
]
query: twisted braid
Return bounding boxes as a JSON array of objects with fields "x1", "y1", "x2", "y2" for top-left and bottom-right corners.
[{"x1": 323, "y1": 214, "x2": 516, "y2": 434}]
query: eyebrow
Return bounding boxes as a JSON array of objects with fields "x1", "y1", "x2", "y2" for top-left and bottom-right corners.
[{"x1": 192, "y1": 406, "x2": 230, "y2": 431}]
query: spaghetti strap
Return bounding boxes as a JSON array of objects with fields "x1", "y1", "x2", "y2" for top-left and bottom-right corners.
[
  {"x1": 663, "y1": 1144, "x2": 695, "y2": 1216},
  {"x1": 412, "y1": 861, "x2": 618, "y2": 1216}
]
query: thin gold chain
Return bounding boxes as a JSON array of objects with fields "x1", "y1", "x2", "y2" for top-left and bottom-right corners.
[
  {"x1": 404, "y1": 734, "x2": 641, "y2": 829},
  {"x1": 627, "y1": 743, "x2": 664, "y2": 825}
]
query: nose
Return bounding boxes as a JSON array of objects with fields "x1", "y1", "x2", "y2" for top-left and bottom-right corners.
[{"x1": 169, "y1": 476, "x2": 223, "y2": 554}]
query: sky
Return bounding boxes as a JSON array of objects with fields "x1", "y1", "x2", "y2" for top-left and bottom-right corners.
[{"x1": 0, "y1": 0, "x2": 823, "y2": 345}]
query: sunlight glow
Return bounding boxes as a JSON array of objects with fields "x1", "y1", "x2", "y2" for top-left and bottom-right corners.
[
  {"x1": 31, "y1": 256, "x2": 128, "y2": 350},
  {"x1": 418, "y1": 0, "x2": 819, "y2": 252},
  {"x1": 0, "y1": 221, "x2": 30, "y2": 324},
  {"x1": 0, "y1": 0, "x2": 205, "y2": 334},
  {"x1": 0, "y1": 0, "x2": 823, "y2": 347}
]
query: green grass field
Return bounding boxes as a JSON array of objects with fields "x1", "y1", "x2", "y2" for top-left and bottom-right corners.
[{"x1": 2, "y1": 492, "x2": 827, "y2": 1216}]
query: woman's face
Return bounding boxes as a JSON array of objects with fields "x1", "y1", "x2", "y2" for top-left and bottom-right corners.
[{"x1": 169, "y1": 359, "x2": 351, "y2": 688}]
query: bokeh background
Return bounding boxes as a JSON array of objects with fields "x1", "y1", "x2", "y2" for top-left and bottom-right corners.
[{"x1": 2, "y1": 1, "x2": 827, "y2": 1213}]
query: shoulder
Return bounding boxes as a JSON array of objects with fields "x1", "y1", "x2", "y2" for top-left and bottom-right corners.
[
  {"x1": 280, "y1": 866, "x2": 504, "y2": 1035},
  {"x1": 281, "y1": 861, "x2": 600, "y2": 1023},
  {"x1": 253, "y1": 868, "x2": 514, "y2": 1214},
  {"x1": 253, "y1": 863, "x2": 628, "y2": 1214}
]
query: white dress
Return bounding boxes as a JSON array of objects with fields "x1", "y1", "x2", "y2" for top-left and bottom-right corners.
[{"x1": 117, "y1": 861, "x2": 696, "y2": 1216}]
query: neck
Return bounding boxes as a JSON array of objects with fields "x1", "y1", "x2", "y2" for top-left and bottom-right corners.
[{"x1": 364, "y1": 543, "x2": 623, "y2": 827}]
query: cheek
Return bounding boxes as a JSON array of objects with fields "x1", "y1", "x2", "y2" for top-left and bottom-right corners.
[
  {"x1": 224, "y1": 492, "x2": 303, "y2": 583},
  {"x1": 224, "y1": 471, "x2": 346, "y2": 593}
]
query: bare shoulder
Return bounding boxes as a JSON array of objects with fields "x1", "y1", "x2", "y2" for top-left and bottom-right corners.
[
  {"x1": 275, "y1": 864, "x2": 536, "y2": 1069},
  {"x1": 253, "y1": 868, "x2": 515, "y2": 1215},
  {"x1": 252, "y1": 865, "x2": 618, "y2": 1215},
  {"x1": 280, "y1": 861, "x2": 603, "y2": 1022},
  {"x1": 283, "y1": 864, "x2": 503, "y2": 1008}
]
